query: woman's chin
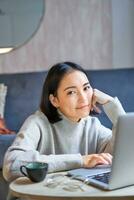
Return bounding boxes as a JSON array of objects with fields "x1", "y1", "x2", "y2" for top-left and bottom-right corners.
[{"x1": 78, "y1": 111, "x2": 90, "y2": 118}]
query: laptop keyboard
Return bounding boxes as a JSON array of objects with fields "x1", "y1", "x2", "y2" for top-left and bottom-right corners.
[{"x1": 89, "y1": 172, "x2": 110, "y2": 184}]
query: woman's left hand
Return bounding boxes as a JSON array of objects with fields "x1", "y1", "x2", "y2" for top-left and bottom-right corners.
[{"x1": 82, "y1": 153, "x2": 112, "y2": 168}]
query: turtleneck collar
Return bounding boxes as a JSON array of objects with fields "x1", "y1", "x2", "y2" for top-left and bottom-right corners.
[{"x1": 57, "y1": 109, "x2": 87, "y2": 125}]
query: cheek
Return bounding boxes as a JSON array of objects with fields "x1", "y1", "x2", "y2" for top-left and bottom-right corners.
[
  {"x1": 62, "y1": 98, "x2": 77, "y2": 111},
  {"x1": 88, "y1": 89, "x2": 93, "y2": 100},
  {"x1": 65, "y1": 98, "x2": 76, "y2": 107},
  {"x1": 58, "y1": 96, "x2": 74, "y2": 108}
]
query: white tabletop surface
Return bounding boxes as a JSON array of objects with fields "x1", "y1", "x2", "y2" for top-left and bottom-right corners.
[{"x1": 10, "y1": 172, "x2": 134, "y2": 200}]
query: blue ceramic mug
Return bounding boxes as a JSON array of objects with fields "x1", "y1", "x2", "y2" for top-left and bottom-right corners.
[{"x1": 20, "y1": 162, "x2": 48, "y2": 182}]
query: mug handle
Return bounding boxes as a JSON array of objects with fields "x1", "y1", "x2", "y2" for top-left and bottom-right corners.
[{"x1": 20, "y1": 165, "x2": 27, "y2": 177}]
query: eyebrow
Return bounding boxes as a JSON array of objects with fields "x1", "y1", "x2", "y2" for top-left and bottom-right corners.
[{"x1": 64, "y1": 82, "x2": 90, "y2": 91}]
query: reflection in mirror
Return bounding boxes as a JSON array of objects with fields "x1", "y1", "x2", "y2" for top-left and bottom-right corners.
[{"x1": 0, "y1": 0, "x2": 44, "y2": 54}]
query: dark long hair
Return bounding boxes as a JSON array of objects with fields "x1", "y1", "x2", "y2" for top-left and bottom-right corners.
[{"x1": 40, "y1": 62, "x2": 88, "y2": 123}]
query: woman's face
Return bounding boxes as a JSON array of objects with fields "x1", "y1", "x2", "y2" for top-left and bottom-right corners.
[{"x1": 50, "y1": 70, "x2": 93, "y2": 122}]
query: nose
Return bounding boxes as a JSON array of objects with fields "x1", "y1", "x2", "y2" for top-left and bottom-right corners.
[{"x1": 78, "y1": 91, "x2": 87, "y2": 102}]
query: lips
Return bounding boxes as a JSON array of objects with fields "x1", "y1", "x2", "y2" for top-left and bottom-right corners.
[{"x1": 76, "y1": 105, "x2": 89, "y2": 109}]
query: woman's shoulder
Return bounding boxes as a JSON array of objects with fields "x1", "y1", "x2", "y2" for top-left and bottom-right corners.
[
  {"x1": 84, "y1": 115, "x2": 111, "y2": 136},
  {"x1": 22, "y1": 110, "x2": 50, "y2": 127},
  {"x1": 18, "y1": 110, "x2": 52, "y2": 134}
]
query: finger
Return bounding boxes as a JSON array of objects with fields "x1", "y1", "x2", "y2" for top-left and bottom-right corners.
[
  {"x1": 101, "y1": 153, "x2": 113, "y2": 163},
  {"x1": 91, "y1": 93, "x2": 102, "y2": 113},
  {"x1": 99, "y1": 153, "x2": 113, "y2": 164},
  {"x1": 97, "y1": 156, "x2": 110, "y2": 165},
  {"x1": 89, "y1": 155, "x2": 109, "y2": 167},
  {"x1": 92, "y1": 105, "x2": 101, "y2": 114}
]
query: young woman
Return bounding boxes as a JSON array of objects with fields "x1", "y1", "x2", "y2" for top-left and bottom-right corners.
[{"x1": 3, "y1": 62, "x2": 125, "y2": 182}]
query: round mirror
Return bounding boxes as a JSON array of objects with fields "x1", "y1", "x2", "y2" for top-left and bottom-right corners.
[{"x1": 0, "y1": 0, "x2": 44, "y2": 54}]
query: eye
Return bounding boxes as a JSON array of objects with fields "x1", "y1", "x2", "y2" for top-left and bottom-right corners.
[
  {"x1": 67, "y1": 90, "x2": 76, "y2": 95},
  {"x1": 84, "y1": 85, "x2": 91, "y2": 91}
]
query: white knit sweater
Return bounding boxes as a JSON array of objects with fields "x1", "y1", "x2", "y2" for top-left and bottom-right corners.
[{"x1": 3, "y1": 97, "x2": 125, "y2": 181}]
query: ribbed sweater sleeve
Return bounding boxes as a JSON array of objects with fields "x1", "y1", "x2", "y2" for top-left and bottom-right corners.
[
  {"x1": 102, "y1": 97, "x2": 126, "y2": 153},
  {"x1": 103, "y1": 97, "x2": 126, "y2": 126},
  {"x1": 3, "y1": 114, "x2": 83, "y2": 182}
]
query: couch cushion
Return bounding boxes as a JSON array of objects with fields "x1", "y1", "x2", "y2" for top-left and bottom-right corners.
[
  {"x1": 88, "y1": 68, "x2": 134, "y2": 127},
  {"x1": 0, "y1": 71, "x2": 47, "y2": 132},
  {"x1": 0, "y1": 68, "x2": 134, "y2": 131}
]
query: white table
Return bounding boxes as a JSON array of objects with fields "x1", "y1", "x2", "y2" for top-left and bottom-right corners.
[{"x1": 9, "y1": 172, "x2": 134, "y2": 200}]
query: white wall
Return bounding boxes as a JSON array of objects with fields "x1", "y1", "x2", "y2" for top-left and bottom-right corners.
[
  {"x1": 0, "y1": 0, "x2": 134, "y2": 73},
  {"x1": 112, "y1": 0, "x2": 134, "y2": 68},
  {"x1": 0, "y1": 0, "x2": 112, "y2": 73}
]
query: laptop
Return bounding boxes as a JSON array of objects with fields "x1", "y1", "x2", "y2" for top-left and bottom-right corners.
[{"x1": 68, "y1": 113, "x2": 134, "y2": 190}]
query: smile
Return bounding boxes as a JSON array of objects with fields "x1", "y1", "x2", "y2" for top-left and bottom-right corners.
[{"x1": 76, "y1": 105, "x2": 89, "y2": 109}]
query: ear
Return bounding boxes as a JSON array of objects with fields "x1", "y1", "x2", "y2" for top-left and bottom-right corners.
[{"x1": 49, "y1": 94, "x2": 59, "y2": 108}]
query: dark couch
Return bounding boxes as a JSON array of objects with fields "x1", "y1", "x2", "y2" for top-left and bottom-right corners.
[{"x1": 0, "y1": 68, "x2": 134, "y2": 200}]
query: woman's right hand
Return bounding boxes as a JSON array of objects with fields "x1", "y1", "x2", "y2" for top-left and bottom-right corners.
[
  {"x1": 82, "y1": 153, "x2": 112, "y2": 168},
  {"x1": 91, "y1": 89, "x2": 114, "y2": 114}
]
